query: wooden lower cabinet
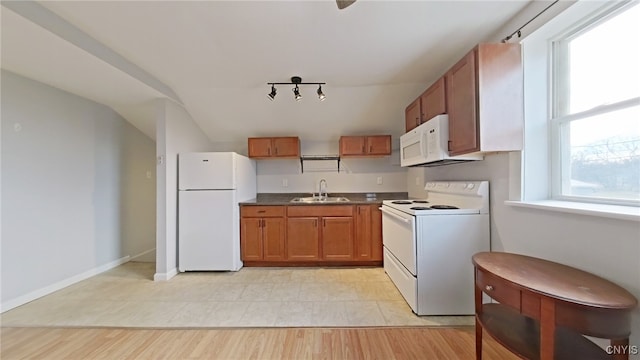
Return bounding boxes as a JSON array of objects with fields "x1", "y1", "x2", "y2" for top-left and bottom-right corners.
[
  {"x1": 286, "y1": 217, "x2": 320, "y2": 261},
  {"x1": 322, "y1": 217, "x2": 354, "y2": 260},
  {"x1": 240, "y1": 206, "x2": 286, "y2": 261},
  {"x1": 355, "y1": 205, "x2": 383, "y2": 261},
  {"x1": 242, "y1": 204, "x2": 382, "y2": 265}
]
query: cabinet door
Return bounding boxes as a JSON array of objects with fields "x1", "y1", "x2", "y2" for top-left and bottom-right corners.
[
  {"x1": 339, "y1": 136, "x2": 366, "y2": 156},
  {"x1": 366, "y1": 135, "x2": 391, "y2": 155},
  {"x1": 240, "y1": 218, "x2": 263, "y2": 261},
  {"x1": 405, "y1": 99, "x2": 421, "y2": 132},
  {"x1": 354, "y1": 205, "x2": 382, "y2": 261},
  {"x1": 322, "y1": 217, "x2": 354, "y2": 261},
  {"x1": 446, "y1": 50, "x2": 479, "y2": 155},
  {"x1": 421, "y1": 77, "x2": 447, "y2": 122},
  {"x1": 272, "y1": 137, "x2": 299, "y2": 157},
  {"x1": 248, "y1": 138, "x2": 273, "y2": 158},
  {"x1": 287, "y1": 217, "x2": 320, "y2": 261},
  {"x1": 354, "y1": 206, "x2": 372, "y2": 260},
  {"x1": 263, "y1": 217, "x2": 286, "y2": 261}
]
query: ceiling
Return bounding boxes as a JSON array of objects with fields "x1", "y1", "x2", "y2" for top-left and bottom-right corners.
[{"x1": 1, "y1": 1, "x2": 531, "y2": 143}]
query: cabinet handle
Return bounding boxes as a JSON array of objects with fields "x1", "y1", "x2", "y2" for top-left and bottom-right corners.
[
  {"x1": 358, "y1": 207, "x2": 360, "y2": 215},
  {"x1": 275, "y1": 147, "x2": 278, "y2": 155},
  {"x1": 323, "y1": 219, "x2": 326, "y2": 227},
  {"x1": 257, "y1": 210, "x2": 266, "y2": 213},
  {"x1": 268, "y1": 148, "x2": 271, "y2": 155},
  {"x1": 485, "y1": 285, "x2": 494, "y2": 292},
  {"x1": 369, "y1": 145, "x2": 372, "y2": 153},
  {"x1": 447, "y1": 141, "x2": 452, "y2": 151},
  {"x1": 362, "y1": 146, "x2": 365, "y2": 153}
]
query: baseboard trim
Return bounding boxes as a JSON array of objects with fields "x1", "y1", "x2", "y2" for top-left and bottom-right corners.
[
  {"x1": 153, "y1": 268, "x2": 178, "y2": 281},
  {"x1": 0, "y1": 255, "x2": 130, "y2": 313},
  {"x1": 129, "y1": 248, "x2": 156, "y2": 262}
]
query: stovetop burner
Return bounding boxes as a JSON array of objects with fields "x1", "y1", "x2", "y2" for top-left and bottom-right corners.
[
  {"x1": 430, "y1": 205, "x2": 460, "y2": 210},
  {"x1": 391, "y1": 201, "x2": 413, "y2": 205},
  {"x1": 410, "y1": 206, "x2": 432, "y2": 210},
  {"x1": 412, "y1": 200, "x2": 429, "y2": 204}
]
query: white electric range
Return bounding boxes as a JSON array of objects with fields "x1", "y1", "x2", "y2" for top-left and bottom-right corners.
[{"x1": 380, "y1": 181, "x2": 490, "y2": 315}]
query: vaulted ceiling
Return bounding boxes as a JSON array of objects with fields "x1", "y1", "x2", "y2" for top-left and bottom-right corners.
[{"x1": 1, "y1": 1, "x2": 531, "y2": 142}]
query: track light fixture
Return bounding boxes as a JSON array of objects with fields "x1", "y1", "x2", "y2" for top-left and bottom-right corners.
[{"x1": 267, "y1": 76, "x2": 326, "y2": 101}]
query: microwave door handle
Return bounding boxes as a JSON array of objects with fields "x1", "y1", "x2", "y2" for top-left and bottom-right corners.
[{"x1": 380, "y1": 207, "x2": 411, "y2": 223}]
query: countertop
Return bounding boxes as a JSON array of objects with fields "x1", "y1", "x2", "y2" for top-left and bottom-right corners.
[{"x1": 240, "y1": 192, "x2": 408, "y2": 206}]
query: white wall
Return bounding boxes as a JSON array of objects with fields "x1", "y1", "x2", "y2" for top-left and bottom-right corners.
[
  {"x1": 154, "y1": 98, "x2": 212, "y2": 281},
  {"x1": 209, "y1": 140, "x2": 407, "y2": 194},
  {"x1": 412, "y1": 153, "x2": 640, "y2": 348},
  {"x1": 1, "y1": 70, "x2": 156, "y2": 311}
]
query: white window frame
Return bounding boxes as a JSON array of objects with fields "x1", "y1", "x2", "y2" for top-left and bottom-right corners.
[
  {"x1": 549, "y1": 2, "x2": 640, "y2": 207},
  {"x1": 505, "y1": 0, "x2": 640, "y2": 221}
]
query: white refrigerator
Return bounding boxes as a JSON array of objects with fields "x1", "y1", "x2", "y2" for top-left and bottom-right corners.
[{"x1": 178, "y1": 152, "x2": 256, "y2": 272}]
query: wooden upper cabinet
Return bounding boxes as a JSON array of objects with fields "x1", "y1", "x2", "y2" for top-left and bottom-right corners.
[
  {"x1": 366, "y1": 136, "x2": 391, "y2": 155},
  {"x1": 272, "y1": 137, "x2": 300, "y2": 157},
  {"x1": 447, "y1": 51, "x2": 478, "y2": 155},
  {"x1": 248, "y1": 138, "x2": 274, "y2": 158},
  {"x1": 339, "y1": 135, "x2": 391, "y2": 157},
  {"x1": 420, "y1": 77, "x2": 447, "y2": 122},
  {"x1": 339, "y1": 136, "x2": 366, "y2": 156},
  {"x1": 405, "y1": 98, "x2": 421, "y2": 132},
  {"x1": 248, "y1": 137, "x2": 299, "y2": 159},
  {"x1": 446, "y1": 43, "x2": 523, "y2": 156}
]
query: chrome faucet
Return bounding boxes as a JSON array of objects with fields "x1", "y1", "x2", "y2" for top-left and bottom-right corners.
[{"x1": 318, "y1": 179, "x2": 328, "y2": 199}]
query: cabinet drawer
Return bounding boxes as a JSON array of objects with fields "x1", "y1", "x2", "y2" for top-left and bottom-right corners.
[
  {"x1": 241, "y1": 206, "x2": 285, "y2": 217},
  {"x1": 476, "y1": 268, "x2": 520, "y2": 311},
  {"x1": 287, "y1": 205, "x2": 354, "y2": 217}
]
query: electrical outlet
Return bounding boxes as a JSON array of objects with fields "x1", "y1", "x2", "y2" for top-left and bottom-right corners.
[
  {"x1": 146, "y1": 171, "x2": 152, "y2": 179},
  {"x1": 282, "y1": 178, "x2": 288, "y2": 187},
  {"x1": 14, "y1": 123, "x2": 22, "y2": 132},
  {"x1": 377, "y1": 176, "x2": 383, "y2": 185}
]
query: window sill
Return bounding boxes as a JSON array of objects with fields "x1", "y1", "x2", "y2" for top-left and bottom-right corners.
[{"x1": 504, "y1": 200, "x2": 640, "y2": 221}]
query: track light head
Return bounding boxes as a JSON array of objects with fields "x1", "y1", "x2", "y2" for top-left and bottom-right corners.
[
  {"x1": 317, "y1": 85, "x2": 326, "y2": 101},
  {"x1": 293, "y1": 85, "x2": 302, "y2": 101},
  {"x1": 267, "y1": 85, "x2": 277, "y2": 100}
]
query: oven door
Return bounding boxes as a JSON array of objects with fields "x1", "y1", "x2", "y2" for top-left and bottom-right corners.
[{"x1": 380, "y1": 205, "x2": 416, "y2": 275}]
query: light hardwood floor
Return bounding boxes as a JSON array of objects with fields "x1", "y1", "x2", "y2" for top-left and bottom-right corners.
[{"x1": 0, "y1": 326, "x2": 517, "y2": 359}]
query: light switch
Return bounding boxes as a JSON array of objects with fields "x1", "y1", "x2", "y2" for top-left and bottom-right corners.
[
  {"x1": 282, "y1": 178, "x2": 288, "y2": 187},
  {"x1": 377, "y1": 176, "x2": 383, "y2": 185},
  {"x1": 146, "y1": 171, "x2": 152, "y2": 179},
  {"x1": 14, "y1": 123, "x2": 22, "y2": 132},
  {"x1": 415, "y1": 177, "x2": 420, "y2": 186}
]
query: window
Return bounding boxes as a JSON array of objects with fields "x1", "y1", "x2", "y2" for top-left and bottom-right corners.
[{"x1": 550, "y1": 3, "x2": 640, "y2": 205}]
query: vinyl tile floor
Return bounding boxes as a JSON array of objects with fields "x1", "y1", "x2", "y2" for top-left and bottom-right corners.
[{"x1": 1, "y1": 262, "x2": 474, "y2": 328}]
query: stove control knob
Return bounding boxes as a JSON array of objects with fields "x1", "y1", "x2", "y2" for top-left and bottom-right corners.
[{"x1": 466, "y1": 183, "x2": 475, "y2": 190}]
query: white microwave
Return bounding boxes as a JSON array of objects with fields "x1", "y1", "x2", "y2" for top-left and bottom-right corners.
[{"x1": 400, "y1": 114, "x2": 482, "y2": 167}]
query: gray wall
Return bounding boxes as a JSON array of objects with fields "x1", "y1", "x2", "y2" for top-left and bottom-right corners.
[
  {"x1": 409, "y1": 153, "x2": 640, "y2": 348},
  {"x1": 1, "y1": 70, "x2": 156, "y2": 310}
]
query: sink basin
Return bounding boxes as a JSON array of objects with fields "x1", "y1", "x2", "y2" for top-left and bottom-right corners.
[{"x1": 290, "y1": 196, "x2": 350, "y2": 203}]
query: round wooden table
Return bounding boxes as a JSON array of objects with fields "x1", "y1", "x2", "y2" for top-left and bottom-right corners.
[{"x1": 472, "y1": 252, "x2": 637, "y2": 360}]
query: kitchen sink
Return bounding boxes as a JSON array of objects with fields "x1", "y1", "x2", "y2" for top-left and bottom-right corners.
[{"x1": 290, "y1": 196, "x2": 350, "y2": 203}]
